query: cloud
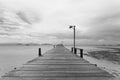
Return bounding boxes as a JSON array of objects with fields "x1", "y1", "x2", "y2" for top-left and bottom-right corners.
[
  {"x1": 0, "y1": 0, "x2": 120, "y2": 44},
  {"x1": 85, "y1": 8, "x2": 120, "y2": 41},
  {"x1": 16, "y1": 10, "x2": 40, "y2": 24},
  {"x1": 0, "y1": 4, "x2": 41, "y2": 40}
]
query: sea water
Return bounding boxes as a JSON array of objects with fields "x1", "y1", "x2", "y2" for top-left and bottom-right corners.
[{"x1": 0, "y1": 45, "x2": 52, "y2": 77}]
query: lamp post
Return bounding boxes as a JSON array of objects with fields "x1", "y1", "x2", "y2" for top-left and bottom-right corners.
[{"x1": 69, "y1": 25, "x2": 76, "y2": 54}]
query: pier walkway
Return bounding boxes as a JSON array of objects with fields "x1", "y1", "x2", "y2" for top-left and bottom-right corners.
[{"x1": 1, "y1": 44, "x2": 113, "y2": 80}]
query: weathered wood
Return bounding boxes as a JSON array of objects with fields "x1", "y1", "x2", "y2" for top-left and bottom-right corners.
[
  {"x1": 71, "y1": 47, "x2": 73, "y2": 52},
  {"x1": 80, "y1": 49, "x2": 83, "y2": 58},
  {"x1": 74, "y1": 48, "x2": 77, "y2": 54},
  {"x1": 1, "y1": 77, "x2": 114, "y2": 80},
  {"x1": 1, "y1": 44, "x2": 114, "y2": 80},
  {"x1": 38, "y1": 48, "x2": 41, "y2": 56}
]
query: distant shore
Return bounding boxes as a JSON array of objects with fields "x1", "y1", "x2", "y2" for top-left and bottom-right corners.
[
  {"x1": 1, "y1": 43, "x2": 120, "y2": 46},
  {"x1": 0, "y1": 43, "x2": 53, "y2": 46}
]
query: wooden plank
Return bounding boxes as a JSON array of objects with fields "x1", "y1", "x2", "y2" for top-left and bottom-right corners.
[
  {"x1": 27, "y1": 60, "x2": 89, "y2": 63},
  {"x1": 1, "y1": 77, "x2": 113, "y2": 80},
  {"x1": 22, "y1": 64, "x2": 98, "y2": 68},
  {"x1": 4, "y1": 73, "x2": 112, "y2": 77},
  {"x1": 24, "y1": 63, "x2": 96, "y2": 65},
  {"x1": 17, "y1": 68, "x2": 102, "y2": 71},
  {"x1": 13, "y1": 70, "x2": 108, "y2": 74}
]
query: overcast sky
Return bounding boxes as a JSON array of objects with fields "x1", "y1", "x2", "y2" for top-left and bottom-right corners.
[{"x1": 0, "y1": 0, "x2": 120, "y2": 45}]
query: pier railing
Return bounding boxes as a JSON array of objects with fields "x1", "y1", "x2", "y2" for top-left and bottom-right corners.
[
  {"x1": 71, "y1": 47, "x2": 83, "y2": 58},
  {"x1": 38, "y1": 47, "x2": 84, "y2": 58}
]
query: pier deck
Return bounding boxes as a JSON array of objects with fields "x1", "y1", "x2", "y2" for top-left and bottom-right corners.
[{"x1": 1, "y1": 44, "x2": 114, "y2": 80}]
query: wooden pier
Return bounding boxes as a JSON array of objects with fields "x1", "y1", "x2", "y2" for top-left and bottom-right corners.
[{"x1": 1, "y1": 44, "x2": 114, "y2": 80}]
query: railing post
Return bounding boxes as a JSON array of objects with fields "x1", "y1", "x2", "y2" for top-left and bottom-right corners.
[
  {"x1": 80, "y1": 49, "x2": 83, "y2": 58},
  {"x1": 38, "y1": 48, "x2": 41, "y2": 57},
  {"x1": 71, "y1": 47, "x2": 73, "y2": 52},
  {"x1": 74, "y1": 48, "x2": 77, "y2": 54}
]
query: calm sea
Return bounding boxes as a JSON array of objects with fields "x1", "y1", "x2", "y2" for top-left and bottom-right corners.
[{"x1": 0, "y1": 45, "x2": 53, "y2": 76}]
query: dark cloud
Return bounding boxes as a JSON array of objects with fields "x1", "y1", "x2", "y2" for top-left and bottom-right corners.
[
  {"x1": 0, "y1": 10, "x2": 22, "y2": 32},
  {"x1": 0, "y1": 6, "x2": 41, "y2": 37},
  {"x1": 81, "y1": 6, "x2": 120, "y2": 42},
  {"x1": 0, "y1": 32, "x2": 10, "y2": 36},
  {"x1": 16, "y1": 11, "x2": 40, "y2": 25},
  {"x1": 16, "y1": 11, "x2": 31, "y2": 24},
  {"x1": 0, "y1": 25, "x2": 19, "y2": 31},
  {"x1": 0, "y1": 6, "x2": 41, "y2": 41}
]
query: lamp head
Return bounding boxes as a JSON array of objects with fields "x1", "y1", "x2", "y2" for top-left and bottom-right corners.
[{"x1": 69, "y1": 26, "x2": 73, "y2": 29}]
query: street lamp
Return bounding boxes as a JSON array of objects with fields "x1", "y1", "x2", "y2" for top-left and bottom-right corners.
[{"x1": 69, "y1": 25, "x2": 76, "y2": 53}]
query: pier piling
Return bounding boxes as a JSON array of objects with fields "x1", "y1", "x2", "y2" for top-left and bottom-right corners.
[
  {"x1": 74, "y1": 48, "x2": 77, "y2": 54},
  {"x1": 38, "y1": 48, "x2": 41, "y2": 56},
  {"x1": 80, "y1": 49, "x2": 83, "y2": 58},
  {"x1": 71, "y1": 47, "x2": 73, "y2": 52}
]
